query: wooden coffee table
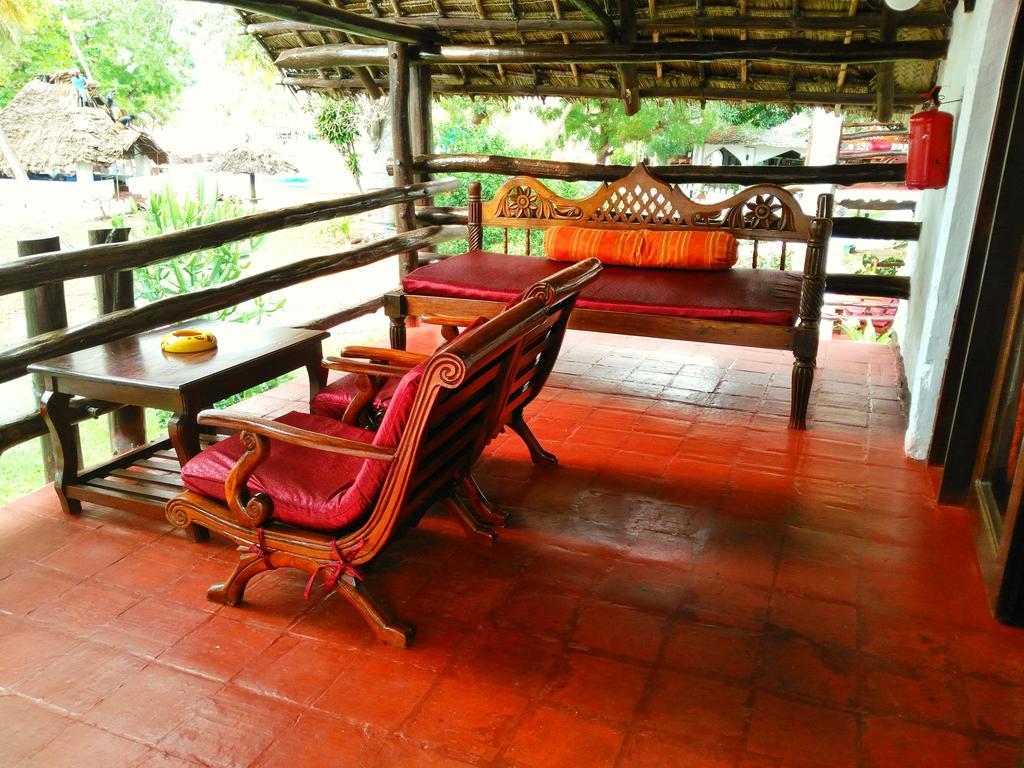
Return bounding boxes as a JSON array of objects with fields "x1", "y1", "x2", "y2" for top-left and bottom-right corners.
[{"x1": 29, "y1": 320, "x2": 328, "y2": 539}]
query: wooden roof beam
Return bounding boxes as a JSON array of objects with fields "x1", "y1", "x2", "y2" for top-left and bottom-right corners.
[
  {"x1": 196, "y1": 0, "x2": 433, "y2": 44},
  {"x1": 616, "y1": 0, "x2": 640, "y2": 115},
  {"x1": 281, "y1": 75, "x2": 923, "y2": 108},
  {"x1": 564, "y1": 0, "x2": 616, "y2": 38},
  {"x1": 244, "y1": 12, "x2": 950, "y2": 36}
]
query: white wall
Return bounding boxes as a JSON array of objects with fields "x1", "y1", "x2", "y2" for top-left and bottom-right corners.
[{"x1": 895, "y1": 0, "x2": 1019, "y2": 458}]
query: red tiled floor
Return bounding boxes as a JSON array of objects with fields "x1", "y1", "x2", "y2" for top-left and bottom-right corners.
[{"x1": 2, "y1": 330, "x2": 1024, "y2": 766}]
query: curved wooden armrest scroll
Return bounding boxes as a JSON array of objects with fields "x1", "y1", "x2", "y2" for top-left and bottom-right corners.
[
  {"x1": 321, "y1": 357, "x2": 417, "y2": 378},
  {"x1": 195, "y1": 410, "x2": 395, "y2": 529}
]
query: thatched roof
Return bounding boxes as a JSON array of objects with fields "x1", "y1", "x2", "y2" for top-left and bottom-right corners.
[
  {"x1": 234, "y1": 0, "x2": 952, "y2": 116},
  {"x1": 211, "y1": 144, "x2": 299, "y2": 174},
  {"x1": 0, "y1": 78, "x2": 168, "y2": 177}
]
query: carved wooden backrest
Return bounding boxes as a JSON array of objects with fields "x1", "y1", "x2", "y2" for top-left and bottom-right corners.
[
  {"x1": 355, "y1": 297, "x2": 550, "y2": 553},
  {"x1": 476, "y1": 164, "x2": 812, "y2": 246}
]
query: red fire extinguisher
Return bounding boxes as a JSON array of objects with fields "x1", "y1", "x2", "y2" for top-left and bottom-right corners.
[{"x1": 906, "y1": 90, "x2": 954, "y2": 190}]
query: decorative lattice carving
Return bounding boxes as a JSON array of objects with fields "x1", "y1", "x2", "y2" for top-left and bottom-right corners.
[{"x1": 482, "y1": 165, "x2": 811, "y2": 240}]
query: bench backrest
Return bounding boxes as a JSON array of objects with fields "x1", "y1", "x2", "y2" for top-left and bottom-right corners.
[{"x1": 468, "y1": 163, "x2": 829, "y2": 271}]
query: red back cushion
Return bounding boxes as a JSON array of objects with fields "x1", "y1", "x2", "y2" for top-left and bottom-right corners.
[{"x1": 543, "y1": 225, "x2": 738, "y2": 270}]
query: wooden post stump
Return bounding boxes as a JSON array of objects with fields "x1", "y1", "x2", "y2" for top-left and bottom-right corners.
[
  {"x1": 90, "y1": 227, "x2": 146, "y2": 454},
  {"x1": 19, "y1": 235, "x2": 70, "y2": 479}
]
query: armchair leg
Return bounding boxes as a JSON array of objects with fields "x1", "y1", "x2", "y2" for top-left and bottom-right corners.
[
  {"x1": 442, "y1": 497, "x2": 497, "y2": 545},
  {"x1": 790, "y1": 356, "x2": 815, "y2": 430},
  {"x1": 207, "y1": 552, "x2": 273, "y2": 606},
  {"x1": 336, "y1": 575, "x2": 414, "y2": 648},
  {"x1": 458, "y1": 474, "x2": 509, "y2": 527},
  {"x1": 508, "y1": 409, "x2": 558, "y2": 466}
]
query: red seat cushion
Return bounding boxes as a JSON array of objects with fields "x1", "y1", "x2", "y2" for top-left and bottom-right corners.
[
  {"x1": 403, "y1": 250, "x2": 803, "y2": 326},
  {"x1": 181, "y1": 361, "x2": 427, "y2": 533},
  {"x1": 310, "y1": 375, "x2": 399, "y2": 421}
]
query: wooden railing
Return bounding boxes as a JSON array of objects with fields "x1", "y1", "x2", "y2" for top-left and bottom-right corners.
[{"x1": 0, "y1": 178, "x2": 461, "y2": 460}]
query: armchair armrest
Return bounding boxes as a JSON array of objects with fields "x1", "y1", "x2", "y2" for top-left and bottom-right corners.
[
  {"x1": 421, "y1": 314, "x2": 480, "y2": 328},
  {"x1": 322, "y1": 357, "x2": 413, "y2": 378},
  {"x1": 197, "y1": 410, "x2": 394, "y2": 461},
  {"x1": 336, "y1": 346, "x2": 428, "y2": 366},
  {"x1": 194, "y1": 409, "x2": 394, "y2": 530}
]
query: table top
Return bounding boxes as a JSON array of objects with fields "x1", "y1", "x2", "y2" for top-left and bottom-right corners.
[{"x1": 28, "y1": 320, "x2": 328, "y2": 392}]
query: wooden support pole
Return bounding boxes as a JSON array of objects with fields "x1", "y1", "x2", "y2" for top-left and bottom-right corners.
[
  {"x1": 89, "y1": 227, "x2": 146, "y2": 455},
  {"x1": 616, "y1": 0, "x2": 640, "y2": 116},
  {"x1": 876, "y1": 7, "x2": 897, "y2": 122},
  {"x1": 18, "y1": 236, "x2": 69, "y2": 480},
  {"x1": 389, "y1": 42, "x2": 417, "y2": 277},
  {"x1": 410, "y1": 63, "x2": 436, "y2": 257}
]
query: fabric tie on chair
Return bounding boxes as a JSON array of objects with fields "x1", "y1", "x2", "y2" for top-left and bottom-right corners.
[
  {"x1": 248, "y1": 527, "x2": 272, "y2": 567},
  {"x1": 304, "y1": 537, "x2": 365, "y2": 600}
]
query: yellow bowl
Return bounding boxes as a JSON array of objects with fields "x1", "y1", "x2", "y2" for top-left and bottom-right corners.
[{"x1": 161, "y1": 329, "x2": 218, "y2": 354}]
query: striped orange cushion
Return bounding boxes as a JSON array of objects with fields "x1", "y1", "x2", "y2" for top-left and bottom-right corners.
[
  {"x1": 543, "y1": 226, "x2": 737, "y2": 270},
  {"x1": 643, "y1": 230, "x2": 738, "y2": 270},
  {"x1": 543, "y1": 227, "x2": 646, "y2": 267}
]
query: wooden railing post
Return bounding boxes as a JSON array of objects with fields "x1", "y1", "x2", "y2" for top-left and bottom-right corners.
[
  {"x1": 410, "y1": 62, "x2": 435, "y2": 260},
  {"x1": 389, "y1": 41, "x2": 417, "y2": 277},
  {"x1": 18, "y1": 235, "x2": 70, "y2": 479},
  {"x1": 90, "y1": 227, "x2": 146, "y2": 454}
]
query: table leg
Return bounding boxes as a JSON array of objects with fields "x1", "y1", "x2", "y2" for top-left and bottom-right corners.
[
  {"x1": 39, "y1": 391, "x2": 81, "y2": 515},
  {"x1": 168, "y1": 413, "x2": 208, "y2": 542},
  {"x1": 306, "y1": 354, "x2": 328, "y2": 401}
]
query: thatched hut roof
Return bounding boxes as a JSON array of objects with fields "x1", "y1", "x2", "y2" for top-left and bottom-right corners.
[
  {"x1": 211, "y1": 144, "x2": 299, "y2": 175},
  {"x1": 0, "y1": 78, "x2": 168, "y2": 177},
  {"x1": 234, "y1": 0, "x2": 952, "y2": 116}
]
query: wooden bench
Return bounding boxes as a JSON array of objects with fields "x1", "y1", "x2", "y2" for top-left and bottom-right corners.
[{"x1": 385, "y1": 164, "x2": 834, "y2": 429}]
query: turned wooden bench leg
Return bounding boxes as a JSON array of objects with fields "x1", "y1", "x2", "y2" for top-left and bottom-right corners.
[
  {"x1": 384, "y1": 291, "x2": 408, "y2": 351},
  {"x1": 790, "y1": 355, "x2": 815, "y2": 430}
]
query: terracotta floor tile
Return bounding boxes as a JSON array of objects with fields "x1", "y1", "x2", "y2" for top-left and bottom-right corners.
[
  {"x1": 964, "y1": 675, "x2": 1024, "y2": 740},
  {"x1": 618, "y1": 729, "x2": 736, "y2": 768},
  {"x1": 860, "y1": 715, "x2": 975, "y2": 768},
  {"x1": 252, "y1": 709, "x2": 384, "y2": 767},
  {"x1": 541, "y1": 651, "x2": 651, "y2": 722},
  {"x1": 84, "y1": 664, "x2": 221, "y2": 743},
  {"x1": 571, "y1": 601, "x2": 667, "y2": 661},
  {"x1": 17, "y1": 721, "x2": 150, "y2": 767},
  {"x1": 233, "y1": 634, "x2": 355, "y2": 706},
  {"x1": 502, "y1": 706, "x2": 625, "y2": 768},
  {"x1": 28, "y1": 579, "x2": 142, "y2": 634},
  {"x1": 0, "y1": 622, "x2": 81, "y2": 687},
  {"x1": 774, "y1": 555, "x2": 858, "y2": 605},
  {"x1": 401, "y1": 676, "x2": 529, "y2": 761},
  {"x1": 769, "y1": 592, "x2": 858, "y2": 648},
  {"x1": 636, "y1": 668, "x2": 749, "y2": 749},
  {"x1": 370, "y1": 741, "x2": 479, "y2": 767},
  {"x1": 0, "y1": 564, "x2": 83, "y2": 619},
  {"x1": 159, "y1": 614, "x2": 281, "y2": 681},
  {"x1": 38, "y1": 527, "x2": 146, "y2": 578},
  {"x1": 449, "y1": 627, "x2": 560, "y2": 696},
  {"x1": 757, "y1": 631, "x2": 858, "y2": 709},
  {"x1": 493, "y1": 578, "x2": 581, "y2": 638},
  {"x1": 158, "y1": 684, "x2": 301, "y2": 767},
  {"x1": 101, "y1": 596, "x2": 212, "y2": 659},
  {"x1": 14, "y1": 639, "x2": 146, "y2": 715},
  {"x1": 861, "y1": 667, "x2": 967, "y2": 730},
  {"x1": 661, "y1": 620, "x2": 761, "y2": 681},
  {"x1": 0, "y1": 694, "x2": 75, "y2": 764},
  {"x1": 313, "y1": 654, "x2": 437, "y2": 729},
  {"x1": 745, "y1": 692, "x2": 857, "y2": 768}
]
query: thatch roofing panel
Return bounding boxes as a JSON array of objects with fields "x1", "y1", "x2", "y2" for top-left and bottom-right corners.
[
  {"x1": 0, "y1": 79, "x2": 167, "y2": 176},
  {"x1": 239, "y1": 0, "x2": 951, "y2": 113}
]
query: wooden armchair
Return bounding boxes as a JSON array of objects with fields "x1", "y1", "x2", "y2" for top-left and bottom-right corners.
[
  {"x1": 165, "y1": 295, "x2": 553, "y2": 647},
  {"x1": 313, "y1": 258, "x2": 602, "y2": 464}
]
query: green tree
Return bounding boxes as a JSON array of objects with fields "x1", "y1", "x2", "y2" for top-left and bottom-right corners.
[
  {"x1": 0, "y1": 0, "x2": 31, "y2": 46},
  {"x1": 0, "y1": 0, "x2": 192, "y2": 121},
  {"x1": 535, "y1": 99, "x2": 721, "y2": 165},
  {"x1": 719, "y1": 102, "x2": 794, "y2": 130}
]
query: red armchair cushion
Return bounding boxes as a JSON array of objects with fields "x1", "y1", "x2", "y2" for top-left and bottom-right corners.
[
  {"x1": 404, "y1": 250, "x2": 802, "y2": 326},
  {"x1": 311, "y1": 375, "x2": 400, "y2": 421},
  {"x1": 180, "y1": 362, "x2": 426, "y2": 532}
]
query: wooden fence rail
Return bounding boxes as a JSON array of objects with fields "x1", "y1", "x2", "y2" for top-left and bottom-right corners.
[
  {"x1": 0, "y1": 225, "x2": 461, "y2": 386},
  {"x1": 0, "y1": 179, "x2": 458, "y2": 297},
  {"x1": 388, "y1": 153, "x2": 908, "y2": 186}
]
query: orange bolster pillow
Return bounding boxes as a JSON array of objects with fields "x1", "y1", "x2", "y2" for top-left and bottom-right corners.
[{"x1": 543, "y1": 226, "x2": 738, "y2": 271}]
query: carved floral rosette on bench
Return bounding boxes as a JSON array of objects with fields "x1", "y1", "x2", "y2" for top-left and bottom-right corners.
[{"x1": 386, "y1": 164, "x2": 834, "y2": 429}]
